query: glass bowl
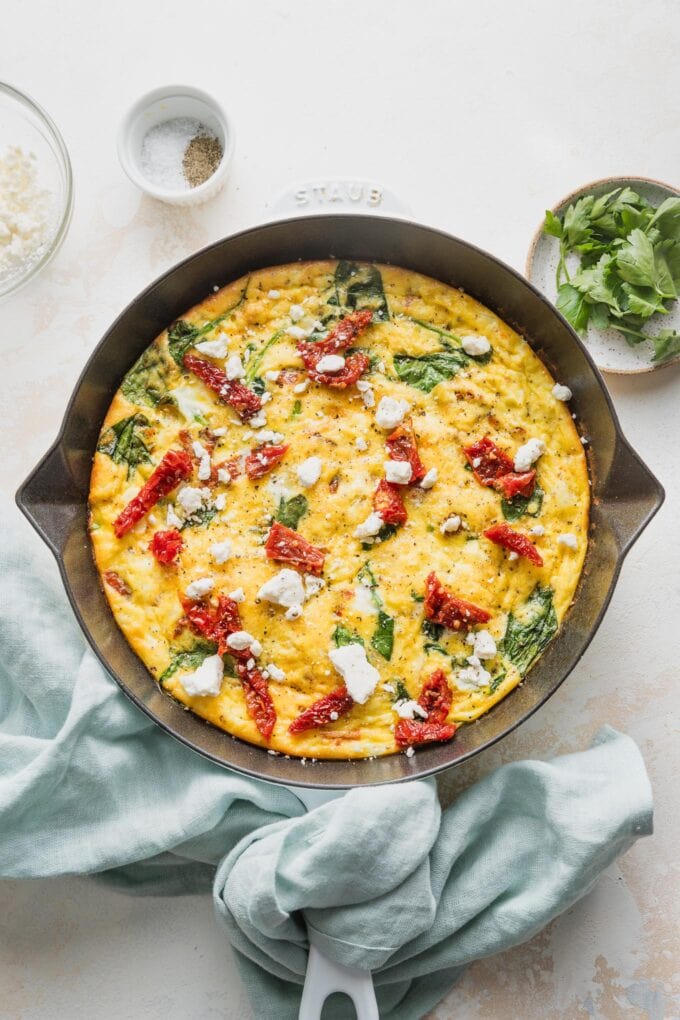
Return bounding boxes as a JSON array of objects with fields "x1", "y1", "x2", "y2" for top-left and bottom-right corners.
[{"x1": 0, "y1": 82, "x2": 74, "y2": 300}]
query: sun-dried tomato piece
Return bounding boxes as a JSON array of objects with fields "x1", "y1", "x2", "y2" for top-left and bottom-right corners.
[
  {"x1": 214, "y1": 455, "x2": 243, "y2": 481},
  {"x1": 311, "y1": 351, "x2": 371, "y2": 388},
  {"x1": 103, "y1": 570, "x2": 131, "y2": 596},
  {"x1": 181, "y1": 593, "x2": 246, "y2": 657},
  {"x1": 386, "y1": 421, "x2": 427, "y2": 485},
  {"x1": 483, "y1": 522, "x2": 543, "y2": 566},
  {"x1": 149, "y1": 528, "x2": 183, "y2": 564},
  {"x1": 245, "y1": 443, "x2": 289, "y2": 481},
  {"x1": 464, "y1": 436, "x2": 514, "y2": 486},
  {"x1": 113, "y1": 449, "x2": 193, "y2": 538},
  {"x1": 183, "y1": 352, "x2": 262, "y2": 420},
  {"x1": 300, "y1": 309, "x2": 373, "y2": 357},
  {"x1": 265, "y1": 521, "x2": 326, "y2": 575},
  {"x1": 373, "y1": 479, "x2": 408, "y2": 526},
  {"x1": 289, "y1": 686, "x2": 355, "y2": 733},
  {"x1": 495, "y1": 471, "x2": 536, "y2": 500},
  {"x1": 464, "y1": 436, "x2": 537, "y2": 500},
  {"x1": 238, "y1": 663, "x2": 276, "y2": 741},
  {"x1": 424, "y1": 572, "x2": 491, "y2": 631},
  {"x1": 395, "y1": 718, "x2": 457, "y2": 748},
  {"x1": 417, "y1": 669, "x2": 453, "y2": 724},
  {"x1": 275, "y1": 369, "x2": 303, "y2": 386}
]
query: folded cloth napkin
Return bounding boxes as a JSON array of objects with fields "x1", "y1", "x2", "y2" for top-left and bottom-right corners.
[{"x1": 0, "y1": 503, "x2": 653, "y2": 1019}]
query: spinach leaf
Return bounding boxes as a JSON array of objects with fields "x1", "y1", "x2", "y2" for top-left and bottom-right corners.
[
  {"x1": 487, "y1": 672, "x2": 506, "y2": 695},
  {"x1": 361, "y1": 522, "x2": 397, "y2": 548},
  {"x1": 275, "y1": 493, "x2": 308, "y2": 530},
  {"x1": 290, "y1": 399, "x2": 302, "y2": 418},
  {"x1": 392, "y1": 679, "x2": 410, "y2": 702},
  {"x1": 160, "y1": 640, "x2": 235, "y2": 683},
  {"x1": 501, "y1": 486, "x2": 544, "y2": 523},
  {"x1": 121, "y1": 345, "x2": 169, "y2": 407},
  {"x1": 97, "y1": 414, "x2": 152, "y2": 477},
  {"x1": 180, "y1": 505, "x2": 218, "y2": 530},
  {"x1": 424, "y1": 642, "x2": 449, "y2": 656},
  {"x1": 244, "y1": 329, "x2": 285, "y2": 384},
  {"x1": 332, "y1": 625, "x2": 364, "y2": 648},
  {"x1": 372, "y1": 610, "x2": 394, "y2": 661},
  {"x1": 393, "y1": 349, "x2": 467, "y2": 393},
  {"x1": 357, "y1": 562, "x2": 394, "y2": 659},
  {"x1": 249, "y1": 376, "x2": 266, "y2": 395},
  {"x1": 167, "y1": 281, "x2": 249, "y2": 366},
  {"x1": 334, "y1": 260, "x2": 390, "y2": 322},
  {"x1": 501, "y1": 586, "x2": 557, "y2": 676},
  {"x1": 422, "y1": 618, "x2": 444, "y2": 641}
]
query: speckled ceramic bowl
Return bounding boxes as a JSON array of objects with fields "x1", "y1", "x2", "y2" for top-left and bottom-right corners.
[{"x1": 526, "y1": 176, "x2": 680, "y2": 375}]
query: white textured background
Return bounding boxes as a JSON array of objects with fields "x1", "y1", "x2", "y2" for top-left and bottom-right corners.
[{"x1": 1, "y1": 0, "x2": 679, "y2": 1017}]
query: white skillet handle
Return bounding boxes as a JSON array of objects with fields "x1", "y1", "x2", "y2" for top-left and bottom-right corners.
[
  {"x1": 290, "y1": 786, "x2": 380, "y2": 1020},
  {"x1": 272, "y1": 178, "x2": 411, "y2": 219}
]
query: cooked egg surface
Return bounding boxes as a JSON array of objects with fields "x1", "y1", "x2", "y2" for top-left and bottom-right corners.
[{"x1": 89, "y1": 261, "x2": 589, "y2": 759}]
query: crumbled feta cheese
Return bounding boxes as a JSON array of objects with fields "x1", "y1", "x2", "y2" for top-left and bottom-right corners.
[
  {"x1": 297, "y1": 456, "x2": 323, "y2": 488},
  {"x1": 440, "y1": 515, "x2": 461, "y2": 534},
  {"x1": 249, "y1": 413, "x2": 268, "y2": 428},
  {"x1": 260, "y1": 392, "x2": 272, "y2": 405},
  {"x1": 228, "y1": 587, "x2": 245, "y2": 603},
  {"x1": 191, "y1": 440, "x2": 208, "y2": 459},
  {"x1": 467, "y1": 629, "x2": 497, "y2": 660},
  {"x1": 186, "y1": 576, "x2": 215, "y2": 599},
  {"x1": 420, "y1": 467, "x2": 438, "y2": 489},
  {"x1": 225, "y1": 354, "x2": 245, "y2": 380},
  {"x1": 355, "y1": 436, "x2": 368, "y2": 452},
  {"x1": 456, "y1": 661, "x2": 492, "y2": 691},
  {"x1": 257, "y1": 430, "x2": 285, "y2": 445},
  {"x1": 354, "y1": 512, "x2": 384, "y2": 539},
  {"x1": 290, "y1": 304, "x2": 305, "y2": 321},
  {"x1": 217, "y1": 468, "x2": 231, "y2": 484},
  {"x1": 384, "y1": 460, "x2": 413, "y2": 485},
  {"x1": 210, "y1": 540, "x2": 232, "y2": 564},
  {"x1": 405, "y1": 746, "x2": 415, "y2": 758},
  {"x1": 552, "y1": 383, "x2": 572, "y2": 401},
  {"x1": 285, "y1": 325, "x2": 308, "y2": 340},
  {"x1": 507, "y1": 550, "x2": 519, "y2": 561},
  {"x1": 166, "y1": 504, "x2": 183, "y2": 529},
  {"x1": 195, "y1": 336, "x2": 230, "y2": 358},
  {"x1": 394, "y1": 699, "x2": 428, "y2": 720},
  {"x1": 472, "y1": 457, "x2": 482, "y2": 468},
  {"x1": 530, "y1": 524, "x2": 545, "y2": 537},
  {"x1": 293, "y1": 379, "x2": 309, "y2": 394},
  {"x1": 214, "y1": 493, "x2": 227, "y2": 510},
  {"x1": 315, "y1": 354, "x2": 345, "y2": 373},
  {"x1": 580, "y1": 436, "x2": 588, "y2": 446},
  {"x1": 227, "y1": 630, "x2": 259, "y2": 652},
  {"x1": 266, "y1": 662, "x2": 286, "y2": 681},
  {"x1": 180, "y1": 654, "x2": 224, "y2": 697},
  {"x1": 267, "y1": 289, "x2": 280, "y2": 299},
  {"x1": 382, "y1": 682, "x2": 395, "y2": 694},
  {"x1": 328, "y1": 644, "x2": 380, "y2": 704},
  {"x1": 329, "y1": 711, "x2": 339, "y2": 721},
  {"x1": 197, "y1": 454, "x2": 211, "y2": 481},
  {"x1": 514, "y1": 438, "x2": 545, "y2": 472},
  {"x1": 265, "y1": 370, "x2": 280, "y2": 382},
  {"x1": 356, "y1": 380, "x2": 375, "y2": 408},
  {"x1": 461, "y1": 334, "x2": 491, "y2": 357},
  {"x1": 177, "y1": 486, "x2": 206, "y2": 516},
  {"x1": 285, "y1": 603, "x2": 303, "y2": 620},
  {"x1": 375, "y1": 396, "x2": 410, "y2": 429},
  {"x1": 258, "y1": 568, "x2": 306, "y2": 608},
  {"x1": 304, "y1": 575, "x2": 325, "y2": 596},
  {"x1": 558, "y1": 532, "x2": 578, "y2": 550},
  {"x1": 212, "y1": 426, "x2": 227, "y2": 437}
]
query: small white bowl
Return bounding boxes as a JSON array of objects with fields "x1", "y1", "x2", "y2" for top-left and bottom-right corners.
[{"x1": 117, "y1": 85, "x2": 234, "y2": 206}]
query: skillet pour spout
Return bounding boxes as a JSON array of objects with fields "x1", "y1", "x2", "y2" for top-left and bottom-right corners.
[{"x1": 15, "y1": 214, "x2": 665, "y2": 789}]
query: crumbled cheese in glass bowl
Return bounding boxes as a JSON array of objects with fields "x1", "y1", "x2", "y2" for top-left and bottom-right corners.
[{"x1": 0, "y1": 83, "x2": 73, "y2": 300}]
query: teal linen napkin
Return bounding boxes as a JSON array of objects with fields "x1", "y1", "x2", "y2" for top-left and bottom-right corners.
[{"x1": 0, "y1": 502, "x2": 653, "y2": 1019}]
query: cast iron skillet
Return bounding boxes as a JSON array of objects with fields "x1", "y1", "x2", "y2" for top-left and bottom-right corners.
[{"x1": 16, "y1": 214, "x2": 664, "y2": 788}]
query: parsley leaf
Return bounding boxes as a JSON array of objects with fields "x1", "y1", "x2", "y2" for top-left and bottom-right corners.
[{"x1": 652, "y1": 330, "x2": 680, "y2": 364}]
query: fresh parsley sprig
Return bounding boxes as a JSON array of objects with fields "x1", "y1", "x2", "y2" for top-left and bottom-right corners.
[{"x1": 544, "y1": 190, "x2": 680, "y2": 363}]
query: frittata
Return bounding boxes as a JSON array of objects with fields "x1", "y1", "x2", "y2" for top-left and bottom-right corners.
[{"x1": 89, "y1": 260, "x2": 589, "y2": 759}]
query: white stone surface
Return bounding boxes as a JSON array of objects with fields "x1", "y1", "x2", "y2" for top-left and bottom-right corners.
[{"x1": 1, "y1": 0, "x2": 679, "y2": 1017}]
